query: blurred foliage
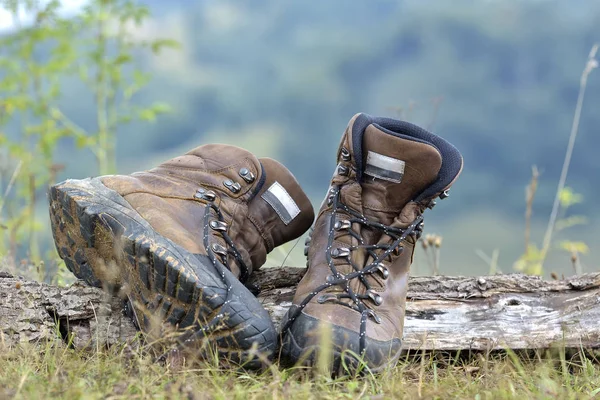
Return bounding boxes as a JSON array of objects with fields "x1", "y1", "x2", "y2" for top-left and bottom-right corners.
[
  {"x1": 0, "y1": 0, "x2": 76, "y2": 267},
  {"x1": 0, "y1": 0, "x2": 175, "y2": 282},
  {"x1": 0, "y1": 0, "x2": 599, "y2": 277},
  {"x1": 115, "y1": 0, "x2": 600, "y2": 215},
  {"x1": 514, "y1": 187, "x2": 589, "y2": 276}
]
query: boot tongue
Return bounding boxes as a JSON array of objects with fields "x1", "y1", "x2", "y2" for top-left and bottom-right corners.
[
  {"x1": 357, "y1": 123, "x2": 442, "y2": 223},
  {"x1": 336, "y1": 115, "x2": 444, "y2": 277}
]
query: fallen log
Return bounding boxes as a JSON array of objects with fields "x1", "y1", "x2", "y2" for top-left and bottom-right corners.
[{"x1": 2, "y1": 268, "x2": 600, "y2": 352}]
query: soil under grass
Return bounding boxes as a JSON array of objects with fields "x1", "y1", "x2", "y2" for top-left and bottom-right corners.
[{"x1": 1, "y1": 341, "x2": 599, "y2": 399}]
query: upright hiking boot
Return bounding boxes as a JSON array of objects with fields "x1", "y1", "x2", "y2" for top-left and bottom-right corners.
[
  {"x1": 49, "y1": 144, "x2": 314, "y2": 367},
  {"x1": 281, "y1": 113, "x2": 463, "y2": 373}
]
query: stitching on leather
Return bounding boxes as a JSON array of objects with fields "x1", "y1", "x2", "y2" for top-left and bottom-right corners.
[
  {"x1": 362, "y1": 203, "x2": 402, "y2": 213},
  {"x1": 247, "y1": 214, "x2": 274, "y2": 252},
  {"x1": 149, "y1": 171, "x2": 252, "y2": 197},
  {"x1": 161, "y1": 156, "x2": 254, "y2": 174},
  {"x1": 122, "y1": 190, "x2": 195, "y2": 200}
]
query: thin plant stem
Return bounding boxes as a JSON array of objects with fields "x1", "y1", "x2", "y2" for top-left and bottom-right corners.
[
  {"x1": 28, "y1": 174, "x2": 35, "y2": 260},
  {"x1": 541, "y1": 44, "x2": 598, "y2": 262},
  {"x1": 279, "y1": 237, "x2": 301, "y2": 269},
  {"x1": 424, "y1": 246, "x2": 436, "y2": 275},
  {"x1": 51, "y1": 108, "x2": 89, "y2": 137},
  {"x1": 106, "y1": 19, "x2": 128, "y2": 174},
  {"x1": 0, "y1": 160, "x2": 23, "y2": 218},
  {"x1": 95, "y1": 4, "x2": 111, "y2": 175},
  {"x1": 475, "y1": 248, "x2": 501, "y2": 274},
  {"x1": 524, "y1": 166, "x2": 539, "y2": 255},
  {"x1": 406, "y1": 100, "x2": 417, "y2": 120},
  {"x1": 434, "y1": 247, "x2": 440, "y2": 275},
  {"x1": 427, "y1": 96, "x2": 444, "y2": 131},
  {"x1": 489, "y1": 249, "x2": 499, "y2": 275}
]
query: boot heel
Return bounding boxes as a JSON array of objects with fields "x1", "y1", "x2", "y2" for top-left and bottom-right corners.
[{"x1": 49, "y1": 179, "x2": 126, "y2": 290}]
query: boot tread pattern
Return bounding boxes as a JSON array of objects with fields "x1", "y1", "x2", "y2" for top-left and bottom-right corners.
[{"x1": 49, "y1": 178, "x2": 276, "y2": 366}]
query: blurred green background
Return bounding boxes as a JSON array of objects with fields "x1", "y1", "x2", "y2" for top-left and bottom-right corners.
[{"x1": 2, "y1": 0, "x2": 600, "y2": 278}]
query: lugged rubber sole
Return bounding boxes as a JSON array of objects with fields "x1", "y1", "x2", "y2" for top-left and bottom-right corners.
[{"x1": 49, "y1": 178, "x2": 277, "y2": 368}]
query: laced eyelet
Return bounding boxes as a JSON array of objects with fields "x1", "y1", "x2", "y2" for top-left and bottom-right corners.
[
  {"x1": 340, "y1": 147, "x2": 351, "y2": 161},
  {"x1": 200, "y1": 202, "x2": 251, "y2": 285},
  {"x1": 375, "y1": 263, "x2": 389, "y2": 279},
  {"x1": 195, "y1": 188, "x2": 216, "y2": 201},
  {"x1": 334, "y1": 220, "x2": 351, "y2": 230},
  {"x1": 331, "y1": 247, "x2": 350, "y2": 258},
  {"x1": 326, "y1": 187, "x2": 337, "y2": 206},
  {"x1": 295, "y1": 190, "x2": 424, "y2": 352},
  {"x1": 317, "y1": 294, "x2": 337, "y2": 304},
  {"x1": 326, "y1": 273, "x2": 344, "y2": 283},
  {"x1": 367, "y1": 309, "x2": 382, "y2": 324},
  {"x1": 337, "y1": 164, "x2": 349, "y2": 176},
  {"x1": 239, "y1": 168, "x2": 255, "y2": 183},
  {"x1": 415, "y1": 221, "x2": 425, "y2": 240},
  {"x1": 393, "y1": 246, "x2": 404, "y2": 256},
  {"x1": 223, "y1": 179, "x2": 242, "y2": 193},
  {"x1": 210, "y1": 243, "x2": 228, "y2": 257},
  {"x1": 209, "y1": 220, "x2": 228, "y2": 232},
  {"x1": 367, "y1": 291, "x2": 384, "y2": 306},
  {"x1": 427, "y1": 199, "x2": 437, "y2": 209}
]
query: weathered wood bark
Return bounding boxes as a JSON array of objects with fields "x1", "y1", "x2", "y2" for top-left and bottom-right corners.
[
  {"x1": 0, "y1": 271, "x2": 138, "y2": 349},
  {"x1": 2, "y1": 268, "x2": 600, "y2": 352}
]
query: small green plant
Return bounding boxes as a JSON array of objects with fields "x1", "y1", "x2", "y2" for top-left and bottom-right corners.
[
  {"x1": 555, "y1": 187, "x2": 589, "y2": 275},
  {"x1": 0, "y1": 0, "x2": 79, "y2": 267},
  {"x1": 515, "y1": 186, "x2": 590, "y2": 276},
  {"x1": 71, "y1": 0, "x2": 177, "y2": 175},
  {"x1": 0, "y1": 0, "x2": 177, "y2": 280},
  {"x1": 514, "y1": 44, "x2": 597, "y2": 276}
]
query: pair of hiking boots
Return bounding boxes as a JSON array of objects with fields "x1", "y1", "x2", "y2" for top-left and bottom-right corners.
[{"x1": 49, "y1": 113, "x2": 462, "y2": 372}]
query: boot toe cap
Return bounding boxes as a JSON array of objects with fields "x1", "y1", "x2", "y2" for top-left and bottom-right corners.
[{"x1": 281, "y1": 311, "x2": 402, "y2": 373}]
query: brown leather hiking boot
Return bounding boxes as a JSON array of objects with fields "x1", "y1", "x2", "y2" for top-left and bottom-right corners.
[
  {"x1": 281, "y1": 113, "x2": 463, "y2": 373},
  {"x1": 48, "y1": 144, "x2": 314, "y2": 367}
]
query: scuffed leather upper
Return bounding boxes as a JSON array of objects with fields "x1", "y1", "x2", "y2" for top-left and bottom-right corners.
[
  {"x1": 291, "y1": 113, "x2": 458, "y2": 342},
  {"x1": 101, "y1": 144, "x2": 315, "y2": 279}
]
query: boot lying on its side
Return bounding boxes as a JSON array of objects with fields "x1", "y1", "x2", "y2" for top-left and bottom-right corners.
[
  {"x1": 281, "y1": 113, "x2": 463, "y2": 373},
  {"x1": 49, "y1": 144, "x2": 314, "y2": 367}
]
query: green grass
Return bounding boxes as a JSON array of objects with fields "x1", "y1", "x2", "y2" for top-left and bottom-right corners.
[{"x1": 2, "y1": 340, "x2": 600, "y2": 399}]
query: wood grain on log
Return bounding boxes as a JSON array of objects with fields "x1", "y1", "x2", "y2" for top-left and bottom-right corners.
[{"x1": 2, "y1": 268, "x2": 600, "y2": 352}]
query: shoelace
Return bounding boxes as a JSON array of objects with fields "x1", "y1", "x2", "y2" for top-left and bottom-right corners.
[
  {"x1": 201, "y1": 199, "x2": 251, "y2": 283},
  {"x1": 157, "y1": 188, "x2": 255, "y2": 360},
  {"x1": 282, "y1": 185, "x2": 423, "y2": 354}
]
